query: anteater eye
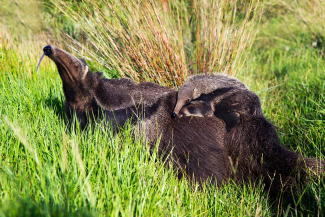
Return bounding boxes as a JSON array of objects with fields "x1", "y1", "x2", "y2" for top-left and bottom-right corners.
[{"x1": 74, "y1": 65, "x2": 79, "y2": 69}]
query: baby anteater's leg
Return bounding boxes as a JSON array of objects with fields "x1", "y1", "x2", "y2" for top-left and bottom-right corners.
[
  {"x1": 213, "y1": 89, "x2": 262, "y2": 131},
  {"x1": 213, "y1": 101, "x2": 241, "y2": 131}
]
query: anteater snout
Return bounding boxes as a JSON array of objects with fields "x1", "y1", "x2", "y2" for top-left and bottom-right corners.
[{"x1": 43, "y1": 45, "x2": 53, "y2": 55}]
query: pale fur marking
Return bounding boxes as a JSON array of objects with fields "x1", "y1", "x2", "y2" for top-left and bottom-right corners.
[{"x1": 82, "y1": 65, "x2": 89, "y2": 79}]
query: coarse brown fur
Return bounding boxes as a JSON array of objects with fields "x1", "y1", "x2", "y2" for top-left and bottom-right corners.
[
  {"x1": 130, "y1": 90, "x2": 324, "y2": 196},
  {"x1": 174, "y1": 74, "x2": 262, "y2": 131},
  {"x1": 44, "y1": 45, "x2": 324, "y2": 197}
]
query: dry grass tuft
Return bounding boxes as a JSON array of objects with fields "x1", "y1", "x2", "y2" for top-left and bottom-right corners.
[
  {"x1": 190, "y1": 0, "x2": 261, "y2": 77},
  {"x1": 52, "y1": 0, "x2": 262, "y2": 88}
]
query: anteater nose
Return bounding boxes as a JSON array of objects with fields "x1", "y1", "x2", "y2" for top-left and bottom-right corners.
[
  {"x1": 171, "y1": 112, "x2": 177, "y2": 118},
  {"x1": 43, "y1": 45, "x2": 53, "y2": 55}
]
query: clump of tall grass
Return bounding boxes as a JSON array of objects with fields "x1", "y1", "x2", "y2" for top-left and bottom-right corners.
[{"x1": 52, "y1": 0, "x2": 262, "y2": 87}]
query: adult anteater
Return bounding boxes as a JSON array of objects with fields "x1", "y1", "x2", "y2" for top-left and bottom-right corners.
[{"x1": 42, "y1": 45, "x2": 323, "y2": 197}]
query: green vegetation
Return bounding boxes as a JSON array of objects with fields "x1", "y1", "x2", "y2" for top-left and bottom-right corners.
[{"x1": 0, "y1": 0, "x2": 325, "y2": 216}]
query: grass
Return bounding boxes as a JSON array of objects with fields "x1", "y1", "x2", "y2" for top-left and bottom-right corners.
[
  {"x1": 252, "y1": 21, "x2": 325, "y2": 157},
  {"x1": 52, "y1": 0, "x2": 262, "y2": 88},
  {"x1": 248, "y1": 16, "x2": 325, "y2": 216},
  {"x1": 0, "y1": 0, "x2": 325, "y2": 216}
]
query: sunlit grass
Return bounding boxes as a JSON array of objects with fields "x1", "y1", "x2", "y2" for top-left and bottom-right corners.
[{"x1": 249, "y1": 34, "x2": 325, "y2": 217}]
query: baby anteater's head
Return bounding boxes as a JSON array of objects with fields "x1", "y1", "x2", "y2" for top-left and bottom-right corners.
[
  {"x1": 172, "y1": 74, "x2": 246, "y2": 118},
  {"x1": 172, "y1": 84, "x2": 199, "y2": 117},
  {"x1": 176, "y1": 100, "x2": 213, "y2": 118}
]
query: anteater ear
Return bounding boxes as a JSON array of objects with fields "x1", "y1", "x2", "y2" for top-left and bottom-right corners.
[{"x1": 82, "y1": 65, "x2": 89, "y2": 79}]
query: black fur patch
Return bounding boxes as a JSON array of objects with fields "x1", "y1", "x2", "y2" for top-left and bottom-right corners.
[
  {"x1": 183, "y1": 103, "x2": 212, "y2": 117},
  {"x1": 191, "y1": 87, "x2": 234, "y2": 104},
  {"x1": 183, "y1": 87, "x2": 239, "y2": 130},
  {"x1": 214, "y1": 101, "x2": 240, "y2": 131}
]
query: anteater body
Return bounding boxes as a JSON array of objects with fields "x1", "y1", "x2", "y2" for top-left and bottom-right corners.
[{"x1": 43, "y1": 45, "x2": 323, "y2": 196}]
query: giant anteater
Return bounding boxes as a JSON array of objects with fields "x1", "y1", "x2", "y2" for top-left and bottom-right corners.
[{"x1": 42, "y1": 45, "x2": 323, "y2": 196}]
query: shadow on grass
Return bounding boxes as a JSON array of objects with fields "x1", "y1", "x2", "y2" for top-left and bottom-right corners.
[
  {"x1": 271, "y1": 180, "x2": 325, "y2": 216},
  {"x1": 44, "y1": 96, "x2": 67, "y2": 121},
  {"x1": 0, "y1": 197, "x2": 96, "y2": 217}
]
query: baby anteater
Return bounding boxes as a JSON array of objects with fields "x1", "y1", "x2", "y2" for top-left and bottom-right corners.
[{"x1": 173, "y1": 74, "x2": 262, "y2": 131}]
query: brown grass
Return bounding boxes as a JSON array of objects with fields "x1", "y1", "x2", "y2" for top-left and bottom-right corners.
[{"x1": 52, "y1": 0, "x2": 262, "y2": 88}]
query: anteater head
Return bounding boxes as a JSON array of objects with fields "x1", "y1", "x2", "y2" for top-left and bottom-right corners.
[
  {"x1": 43, "y1": 45, "x2": 92, "y2": 102},
  {"x1": 172, "y1": 85, "x2": 199, "y2": 118}
]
